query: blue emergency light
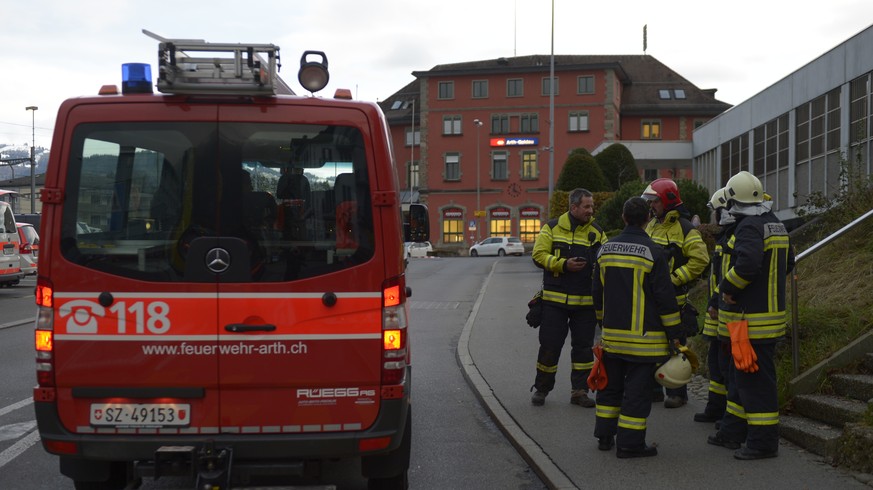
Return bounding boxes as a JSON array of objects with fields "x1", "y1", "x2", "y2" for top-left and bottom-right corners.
[{"x1": 122, "y1": 63, "x2": 153, "y2": 94}]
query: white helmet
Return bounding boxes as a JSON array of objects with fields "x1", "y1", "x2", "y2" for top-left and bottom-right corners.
[
  {"x1": 725, "y1": 171, "x2": 764, "y2": 204},
  {"x1": 707, "y1": 187, "x2": 728, "y2": 210},
  {"x1": 654, "y1": 352, "x2": 693, "y2": 389}
]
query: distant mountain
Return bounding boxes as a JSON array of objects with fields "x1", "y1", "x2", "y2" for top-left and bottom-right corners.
[{"x1": 0, "y1": 144, "x2": 48, "y2": 180}]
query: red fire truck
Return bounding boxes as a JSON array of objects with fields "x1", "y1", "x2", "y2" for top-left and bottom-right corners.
[{"x1": 33, "y1": 31, "x2": 428, "y2": 490}]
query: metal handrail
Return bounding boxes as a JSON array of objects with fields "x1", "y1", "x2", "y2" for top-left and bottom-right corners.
[{"x1": 790, "y1": 207, "x2": 873, "y2": 376}]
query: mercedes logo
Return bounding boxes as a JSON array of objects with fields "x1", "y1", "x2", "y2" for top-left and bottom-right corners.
[{"x1": 205, "y1": 247, "x2": 231, "y2": 273}]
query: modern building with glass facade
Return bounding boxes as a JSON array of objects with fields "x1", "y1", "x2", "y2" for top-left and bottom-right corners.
[{"x1": 693, "y1": 24, "x2": 873, "y2": 223}]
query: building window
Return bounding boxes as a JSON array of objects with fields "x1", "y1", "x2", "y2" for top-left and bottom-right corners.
[
  {"x1": 443, "y1": 115, "x2": 462, "y2": 135},
  {"x1": 520, "y1": 113, "x2": 539, "y2": 133},
  {"x1": 577, "y1": 76, "x2": 594, "y2": 94},
  {"x1": 407, "y1": 160, "x2": 419, "y2": 189},
  {"x1": 491, "y1": 114, "x2": 510, "y2": 135},
  {"x1": 507, "y1": 79, "x2": 523, "y2": 97},
  {"x1": 444, "y1": 153, "x2": 460, "y2": 181},
  {"x1": 442, "y1": 217, "x2": 464, "y2": 243},
  {"x1": 674, "y1": 89, "x2": 686, "y2": 99},
  {"x1": 519, "y1": 217, "x2": 540, "y2": 243},
  {"x1": 521, "y1": 151, "x2": 538, "y2": 179},
  {"x1": 542, "y1": 76, "x2": 558, "y2": 96},
  {"x1": 693, "y1": 119, "x2": 706, "y2": 129},
  {"x1": 642, "y1": 120, "x2": 661, "y2": 139},
  {"x1": 473, "y1": 80, "x2": 488, "y2": 98},
  {"x1": 644, "y1": 168, "x2": 658, "y2": 181},
  {"x1": 724, "y1": 134, "x2": 750, "y2": 185},
  {"x1": 492, "y1": 151, "x2": 508, "y2": 180},
  {"x1": 658, "y1": 89, "x2": 671, "y2": 100},
  {"x1": 569, "y1": 112, "x2": 589, "y2": 132},
  {"x1": 850, "y1": 74, "x2": 870, "y2": 143},
  {"x1": 438, "y1": 81, "x2": 454, "y2": 100},
  {"x1": 405, "y1": 127, "x2": 420, "y2": 146},
  {"x1": 489, "y1": 218, "x2": 512, "y2": 237}
]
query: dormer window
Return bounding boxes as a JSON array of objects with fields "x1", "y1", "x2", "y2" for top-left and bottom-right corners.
[
  {"x1": 674, "y1": 89, "x2": 686, "y2": 99},
  {"x1": 659, "y1": 89, "x2": 671, "y2": 99}
]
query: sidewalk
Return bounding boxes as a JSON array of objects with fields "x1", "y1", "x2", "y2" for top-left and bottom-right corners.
[{"x1": 458, "y1": 259, "x2": 868, "y2": 489}]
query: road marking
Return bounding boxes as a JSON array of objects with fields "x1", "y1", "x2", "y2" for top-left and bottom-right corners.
[
  {"x1": 409, "y1": 301, "x2": 461, "y2": 310},
  {"x1": 0, "y1": 430, "x2": 40, "y2": 470},
  {"x1": 0, "y1": 318, "x2": 34, "y2": 330},
  {"x1": 0, "y1": 421, "x2": 37, "y2": 442},
  {"x1": 0, "y1": 398, "x2": 33, "y2": 417}
]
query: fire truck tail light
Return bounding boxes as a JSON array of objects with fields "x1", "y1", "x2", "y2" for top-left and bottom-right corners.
[
  {"x1": 383, "y1": 285, "x2": 401, "y2": 307},
  {"x1": 383, "y1": 329, "x2": 402, "y2": 351},
  {"x1": 35, "y1": 330, "x2": 52, "y2": 352},
  {"x1": 36, "y1": 282, "x2": 53, "y2": 308}
]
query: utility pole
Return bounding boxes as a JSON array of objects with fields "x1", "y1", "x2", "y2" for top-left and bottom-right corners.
[
  {"x1": 473, "y1": 119, "x2": 483, "y2": 241},
  {"x1": 26, "y1": 106, "x2": 38, "y2": 213}
]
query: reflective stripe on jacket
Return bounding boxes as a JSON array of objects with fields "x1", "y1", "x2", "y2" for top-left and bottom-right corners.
[
  {"x1": 705, "y1": 223, "x2": 736, "y2": 339},
  {"x1": 593, "y1": 226, "x2": 681, "y2": 359},
  {"x1": 718, "y1": 213, "x2": 793, "y2": 341},
  {"x1": 645, "y1": 210, "x2": 710, "y2": 305},
  {"x1": 532, "y1": 212, "x2": 607, "y2": 308}
]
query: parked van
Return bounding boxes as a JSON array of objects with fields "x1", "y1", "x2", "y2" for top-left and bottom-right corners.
[
  {"x1": 34, "y1": 34, "x2": 428, "y2": 490},
  {"x1": 0, "y1": 202, "x2": 23, "y2": 286},
  {"x1": 16, "y1": 222, "x2": 39, "y2": 275}
]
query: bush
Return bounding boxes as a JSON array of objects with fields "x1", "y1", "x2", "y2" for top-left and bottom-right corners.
[
  {"x1": 594, "y1": 180, "x2": 647, "y2": 231},
  {"x1": 557, "y1": 152, "x2": 608, "y2": 192},
  {"x1": 595, "y1": 143, "x2": 640, "y2": 191},
  {"x1": 675, "y1": 179, "x2": 711, "y2": 224}
]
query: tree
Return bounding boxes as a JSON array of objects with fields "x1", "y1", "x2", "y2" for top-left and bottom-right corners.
[
  {"x1": 556, "y1": 152, "x2": 608, "y2": 192},
  {"x1": 675, "y1": 178, "x2": 711, "y2": 224},
  {"x1": 595, "y1": 143, "x2": 639, "y2": 191},
  {"x1": 594, "y1": 180, "x2": 647, "y2": 232}
]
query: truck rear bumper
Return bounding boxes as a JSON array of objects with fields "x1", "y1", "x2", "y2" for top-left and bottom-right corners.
[{"x1": 35, "y1": 395, "x2": 410, "y2": 463}]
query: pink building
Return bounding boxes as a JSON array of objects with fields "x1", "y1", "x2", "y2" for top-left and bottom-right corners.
[{"x1": 380, "y1": 55, "x2": 730, "y2": 253}]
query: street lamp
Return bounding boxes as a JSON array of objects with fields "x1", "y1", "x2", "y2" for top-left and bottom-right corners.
[
  {"x1": 473, "y1": 118, "x2": 483, "y2": 242},
  {"x1": 25, "y1": 106, "x2": 38, "y2": 213}
]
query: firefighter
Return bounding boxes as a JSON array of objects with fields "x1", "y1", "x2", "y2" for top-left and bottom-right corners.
[
  {"x1": 641, "y1": 178, "x2": 710, "y2": 408},
  {"x1": 592, "y1": 197, "x2": 682, "y2": 457},
  {"x1": 530, "y1": 188, "x2": 608, "y2": 407},
  {"x1": 694, "y1": 187, "x2": 735, "y2": 425},
  {"x1": 706, "y1": 171, "x2": 794, "y2": 460}
]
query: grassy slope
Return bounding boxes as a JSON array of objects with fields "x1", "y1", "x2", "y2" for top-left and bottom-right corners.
[{"x1": 688, "y1": 216, "x2": 873, "y2": 406}]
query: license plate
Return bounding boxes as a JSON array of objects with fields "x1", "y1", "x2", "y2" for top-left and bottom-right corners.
[{"x1": 90, "y1": 403, "x2": 191, "y2": 427}]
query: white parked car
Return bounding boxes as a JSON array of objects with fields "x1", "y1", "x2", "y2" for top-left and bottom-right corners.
[
  {"x1": 469, "y1": 236, "x2": 525, "y2": 257},
  {"x1": 405, "y1": 241, "x2": 433, "y2": 258}
]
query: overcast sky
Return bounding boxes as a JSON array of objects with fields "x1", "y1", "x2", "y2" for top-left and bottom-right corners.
[{"x1": 3, "y1": 0, "x2": 873, "y2": 151}]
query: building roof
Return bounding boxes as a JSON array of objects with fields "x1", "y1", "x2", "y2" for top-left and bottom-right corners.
[{"x1": 380, "y1": 54, "x2": 731, "y2": 119}]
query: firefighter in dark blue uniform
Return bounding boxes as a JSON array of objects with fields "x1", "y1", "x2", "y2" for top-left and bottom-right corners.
[
  {"x1": 642, "y1": 178, "x2": 710, "y2": 408},
  {"x1": 706, "y1": 171, "x2": 794, "y2": 460},
  {"x1": 530, "y1": 188, "x2": 608, "y2": 407},
  {"x1": 592, "y1": 197, "x2": 682, "y2": 457},
  {"x1": 694, "y1": 187, "x2": 735, "y2": 425}
]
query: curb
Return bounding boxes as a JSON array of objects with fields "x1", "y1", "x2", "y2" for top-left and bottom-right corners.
[{"x1": 455, "y1": 260, "x2": 577, "y2": 490}]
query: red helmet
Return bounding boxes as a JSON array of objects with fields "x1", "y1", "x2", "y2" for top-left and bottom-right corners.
[{"x1": 641, "y1": 178, "x2": 682, "y2": 210}]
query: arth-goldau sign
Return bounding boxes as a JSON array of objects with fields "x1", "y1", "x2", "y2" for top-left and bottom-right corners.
[{"x1": 490, "y1": 137, "x2": 539, "y2": 147}]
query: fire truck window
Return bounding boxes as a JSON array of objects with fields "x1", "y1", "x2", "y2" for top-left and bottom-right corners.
[{"x1": 61, "y1": 122, "x2": 374, "y2": 282}]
